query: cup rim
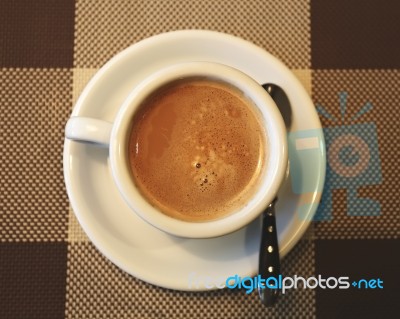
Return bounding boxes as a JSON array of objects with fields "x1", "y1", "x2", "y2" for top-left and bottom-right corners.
[{"x1": 109, "y1": 61, "x2": 287, "y2": 238}]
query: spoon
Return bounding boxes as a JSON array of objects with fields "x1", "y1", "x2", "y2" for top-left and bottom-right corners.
[
  {"x1": 262, "y1": 83, "x2": 292, "y2": 129},
  {"x1": 258, "y1": 197, "x2": 280, "y2": 307},
  {"x1": 258, "y1": 83, "x2": 291, "y2": 307}
]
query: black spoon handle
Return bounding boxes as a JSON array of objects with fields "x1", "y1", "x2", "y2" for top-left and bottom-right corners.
[{"x1": 258, "y1": 197, "x2": 280, "y2": 306}]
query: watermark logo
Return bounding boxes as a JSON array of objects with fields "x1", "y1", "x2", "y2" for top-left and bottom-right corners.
[
  {"x1": 315, "y1": 92, "x2": 382, "y2": 221},
  {"x1": 226, "y1": 274, "x2": 351, "y2": 294},
  {"x1": 188, "y1": 272, "x2": 384, "y2": 294},
  {"x1": 287, "y1": 92, "x2": 382, "y2": 222}
]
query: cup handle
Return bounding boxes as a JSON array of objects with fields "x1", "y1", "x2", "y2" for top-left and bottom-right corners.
[{"x1": 65, "y1": 117, "x2": 113, "y2": 147}]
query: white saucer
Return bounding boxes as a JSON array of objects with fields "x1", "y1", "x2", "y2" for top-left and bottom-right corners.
[{"x1": 63, "y1": 30, "x2": 325, "y2": 291}]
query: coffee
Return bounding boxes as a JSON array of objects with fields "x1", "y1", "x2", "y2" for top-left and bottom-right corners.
[{"x1": 128, "y1": 78, "x2": 267, "y2": 222}]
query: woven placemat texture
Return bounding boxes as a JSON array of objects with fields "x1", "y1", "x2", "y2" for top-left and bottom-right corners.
[
  {"x1": 73, "y1": 0, "x2": 310, "y2": 69},
  {"x1": 1, "y1": 0, "x2": 399, "y2": 318},
  {"x1": 0, "y1": 69, "x2": 72, "y2": 242}
]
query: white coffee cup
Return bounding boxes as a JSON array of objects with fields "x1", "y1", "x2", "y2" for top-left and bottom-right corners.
[{"x1": 65, "y1": 62, "x2": 287, "y2": 238}]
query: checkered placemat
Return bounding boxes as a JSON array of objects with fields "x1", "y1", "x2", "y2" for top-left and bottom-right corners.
[{"x1": 1, "y1": 1, "x2": 399, "y2": 318}]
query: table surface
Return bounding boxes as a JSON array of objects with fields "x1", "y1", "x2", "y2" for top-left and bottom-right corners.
[{"x1": 1, "y1": 1, "x2": 399, "y2": 318}]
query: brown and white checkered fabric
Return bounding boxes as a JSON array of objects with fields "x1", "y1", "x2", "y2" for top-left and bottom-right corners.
[{"x1": 1, "y1": 0, "x2": 399, "y2": 318}]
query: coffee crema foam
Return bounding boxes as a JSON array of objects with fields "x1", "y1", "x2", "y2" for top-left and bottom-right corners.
[{"x1": 128, "y1": 79, "x2": 267, "y2": 222}]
